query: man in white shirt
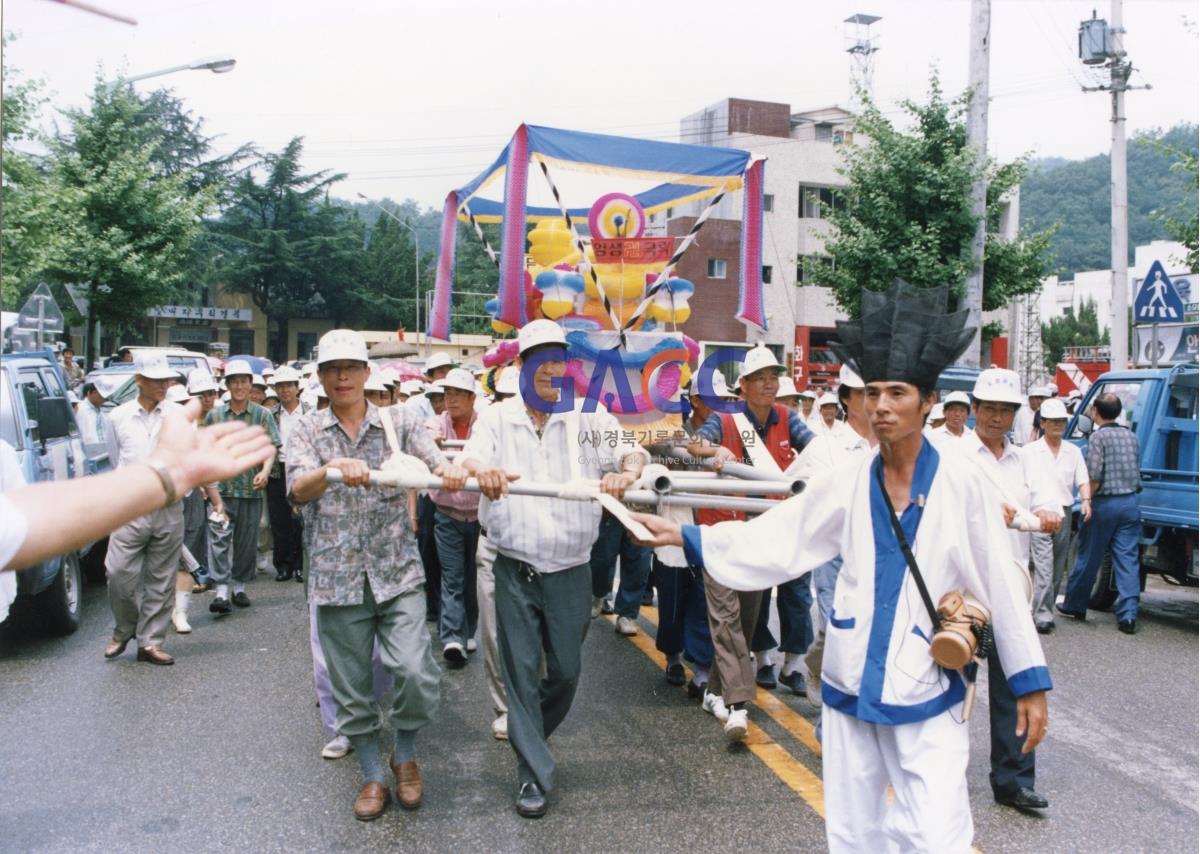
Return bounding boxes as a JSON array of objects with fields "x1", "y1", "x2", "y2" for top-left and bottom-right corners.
[
  {"x1": 404, "y1": 352, "x2": 456, "y2": 421},
  {"x1": 929, "y1": 390, "x2": 973, "y2": 441},
  {"x1": 103, "y1": 354, "x2": 186, "y2": 665},
  {"x1": 461, "y1": 319, "x2": 649, "y2": 819},
  {"x1": 75, "y1": 380, "x2": 109, "y2": 447},
  {"x1": 267, "y1": 365, "x2": 308, "y2": 583},
  {"x1": 1011, "y1": 386, "x2": 1050, "y2": 446},
  {"x1": 960, "y1": 369, "x2": 1062, "y2": 813},
  {"x1": 1023, "y1": 398, "x2": 1091, "y2": 633}
]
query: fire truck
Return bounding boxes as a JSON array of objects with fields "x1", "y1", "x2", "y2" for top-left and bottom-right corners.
[{"x1": 792, "y1": 326, "x2": 841, "y2": 392}]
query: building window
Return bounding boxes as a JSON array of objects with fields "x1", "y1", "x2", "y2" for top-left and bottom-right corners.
[
  {"x1": 814, "y1": 123, "x2": 834, "y2": 142},
  {"x1": 707, "y1": 258, "x2": 727, "y2": 279},
  {"x1": 762, "y1": 193, "x2": 774, "y2": 213},
  {"x1": 762, "y1": 265, "x2": 773, "y2": 284},
  {"x1": 798, "y1": 185, "x2": 845, "y2": 219}
]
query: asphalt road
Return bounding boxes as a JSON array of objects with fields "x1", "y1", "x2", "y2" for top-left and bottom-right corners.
[{"x1": 0, "y1": 572, "x2": 1195, "y2": 853}]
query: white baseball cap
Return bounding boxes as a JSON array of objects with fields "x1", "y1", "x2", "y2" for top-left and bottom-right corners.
[
  {"x1": 737, "y1": 346, "x2": 785, "y2": 387},
  {"x1": 817, "y1": 392, "x2": 839, "y2": 408},
  {"x1": 837, "y1": 363, "x2": 865, "y2": 390},
  {"x1": 495, "y1": 367, "x2": 519, "y2": 396},
  {"x1": 437, "y1": 367, "x2": 477, "y2": 394},
  {"x1": 400, "y1": 379, "x2": 425, "y2": 396},
  {"x1": 424, "y1": 351, "x2": 457, "y2": 373},
  {"x1": 517, "y1": 319, "x2": 568, "y2": 357},
  {"x1": 317, "y1": 329, "x2": 369, "y2": 365},
  {"x1": 224, "y1": 359, "x2": 254, "y2": 379},
  {"x1": 272, "y1": 365, "x2": 302, "y2": 385},
  {"x1": 929, "y1": 402, "x2": 945, "y2": 421},
  {"x1": 133, "y1": 353, "x2": 178, "y2": 380},
  {"x1": 775, "y1": 377, "x2": 801, "y2": 399},
  {"x1": 943, "y1": 390, "x2": 971, "y2": 408},
  {"x1": 1040, "y1": 398, "x2": 1069, "y2": 420},
  {"x1": 187, "y1": 368, "x2": 219, "y2": 395},
  {"x1": 165, "y1": 384, "x2": 190, "y2": 403},
  {"x1": 971, "y1": 368, "x2": 1024, "y2": 406}
]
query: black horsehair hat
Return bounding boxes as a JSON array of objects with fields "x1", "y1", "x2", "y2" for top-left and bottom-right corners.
[{"x1": 830, "y1": 279, "x2": 976, "y2": 390}]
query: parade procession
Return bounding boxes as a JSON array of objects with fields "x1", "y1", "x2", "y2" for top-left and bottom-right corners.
[{"x1": 1, "y1": 2, "x2": 1197, "y2": 852}]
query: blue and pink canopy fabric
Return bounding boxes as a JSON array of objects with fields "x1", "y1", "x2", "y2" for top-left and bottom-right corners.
[{"x1": 428, "y1": 124, "x2": 767, "y2": 341}]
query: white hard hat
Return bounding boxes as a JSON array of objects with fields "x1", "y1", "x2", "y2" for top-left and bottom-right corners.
[
  {"x1": 264, "y1": 386, "x2": 278, "y2": 400},
  {"x1": 261, "y1": 366, "x2": 275, "y2": 377},
  {"x1": 1040, "y1": 398, "x2": 1069, "y2": 420},
  {"x1": 187, "y1": 368, "x2": 219, "y2": 395},
  {"x1": 317, "y1": 329, "x2": 369, "y2": 365},
  {"x1": 400, "y1": 379, "x2": 425, "y2": 396},
  {"x1": 251, "y1": 374, "x2": 268, "y2": 388},
  {"x1": 817, "y1": 392, "x2": 839, "y2": 408},
  {"x1": 302, "y1": 362, "x2": 317, "y2": 376},
  {"x1": 133, "y1": 353, "x2": 178, "y2": 381},
  {"x1": 495, "y1": 367, "x2": 519, "y2": 396},
  {"x1": 437, "y1": 367, "x2": 477, "y2": 394},
  {"x1": 688, "y1": 371, "x2": 735, "y2": 400},
  {"x1": 424, "y1": 351, "x2": 457, "y2": 373},
  {"x1": 929, "y1": 402, "x2": 945, "y2": 421},
  {"x1": 224, "y1": 359, "x2": 254, "y2": 379},
  {"x1": 272, "y1": 365, "x2": 302, "y2": 385},
  {"x1": 837, "y1": 363, "x2": 865, "y2": 390},
  {"x1": 517, "y1": 319, "x2": 568, "y2": 356},
  {"x1": 1030, "y1": 384, "x2": 1054, "y2": 399},
  {"x1": 943, "y1": 390, "x2": 971, "y2": 408},
  {"x1": 737, "y1": 346, "x2": 784, "y2": 386},
  {"x1": 381, "y1": 368, "x2": 401, "y2": 388},
  {"x1": 165, "y1": 384, "x2": 190, "y2": 403},
  {"x1": 971, "y1": 368, "x2": 1024, "y2": 406},
  {"x1": 775, "y1": 377, "x2": 800, "y2": 399},
  {"x1": 798, "y1": 388, "x2": 818, "y2": 400},
  {"x1": 364, "y1": 370, "x2": 389, "y2": 393}
]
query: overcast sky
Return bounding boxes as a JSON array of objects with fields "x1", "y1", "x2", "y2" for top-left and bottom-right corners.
[{"x1": 4, "y1": 0, "x2": 1197, "y2": 210}]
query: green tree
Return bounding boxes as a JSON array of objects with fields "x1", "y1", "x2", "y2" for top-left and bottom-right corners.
[
  {"x1": 813, "y1": 75, "x2": 1054, "y2": 328},
  {"x1": 1149, "y1": 142, "x2": 1198, "y2": 272},
  {"x1": 1040, "y1": 298, "x2": 1110, "y2": 373},
  {"x1": 42, "y1": 80, "x2": 213, "y2": 359},
  {"x1": 212, "y1": 138, "x2": 354, "y2": 361}
]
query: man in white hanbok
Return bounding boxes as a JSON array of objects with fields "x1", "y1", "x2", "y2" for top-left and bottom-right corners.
[{"x1": 634, "y1": 281, "x2": 1051, "y2": 853}]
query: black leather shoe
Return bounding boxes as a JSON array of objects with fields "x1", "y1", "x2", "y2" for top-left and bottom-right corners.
[
  {"x1": 994, "y1": 786, "x2": 1049, "y2": 810},
  {"x1": 209, "y1": 596, "x2": 232, "y2": 616},
  {"x1": 294, "y1": 570, "x2": 304, "y2": 583},
  {"x1": 755, "y1": 664, "x2": 777, "y2": 690},
  {"x1": 516, "y1": 782, "x2": 546, "y2": 818},
  {"x1": 1055, "y1": 604, "x2": 1086, "y2": 621},
  {"x1": 275, "y1": 569, "x2": 292, "y2": 582},
  {"x1": 1035, "y1": 621, "x2": 1054, "y2": 635},
  {"x1": 686, "y1": 680, "x2": 707, "y2": 700},
  {"x1": 778, "y1": 671, "x2": 807, "y2": 696},
  {"x1": 665, "y1": 663, "x2": 685, "y2": 686},
  {"x1": 1118, "y1": 619, "x2": 1136, "y2": 635},
  {"x1": 231, "y1": 591, "x2": 251, "y2": 608}
]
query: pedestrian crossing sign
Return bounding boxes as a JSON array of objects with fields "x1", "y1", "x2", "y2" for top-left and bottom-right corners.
[{"x1": 1134, "y1": 260, "x2": 1185, "y2": 323}]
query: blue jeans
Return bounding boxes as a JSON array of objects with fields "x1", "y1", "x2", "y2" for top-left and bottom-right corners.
[
  {"x1": 651, "y1": 559, "x2": 713, "y2": 668},
  {"x1": 589, "y1": 511, "x2": 651, "y2": 620},
  {"x1": 813, "y1": 556, "x2": 843, "y2": 627},
  {"x1": 1063, "y1": 492, "x2": 1142, "y2": 622},
  {"x1": 751, "y1": 575, "x2": 813, "y2": 655},
  {"x1": 433, "y1": 510, "x2": 480, "y2": 646}
]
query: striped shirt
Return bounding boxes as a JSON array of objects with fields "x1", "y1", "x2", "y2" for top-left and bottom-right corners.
[
  {"x1": 205, "y1": 401, "x2": 281, "y2": 497},
  {"x1": 1087, "y1": 423, "x2": 1141, "y2": 495},
  {"x1": 461, "y1": 397, "x2": 649, "y2": 574}
]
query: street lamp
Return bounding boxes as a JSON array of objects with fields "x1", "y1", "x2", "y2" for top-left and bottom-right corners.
[
  {"x1": 116, "y1": 56, "x2": 237, "y2": 86},
  {"x1": 358, "y1": 193, "x2": 421, "y2": 341}
]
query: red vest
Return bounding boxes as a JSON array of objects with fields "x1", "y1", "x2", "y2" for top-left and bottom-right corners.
[{"x1": 695, "y1": 404, "x2": 796, "y2": 526}]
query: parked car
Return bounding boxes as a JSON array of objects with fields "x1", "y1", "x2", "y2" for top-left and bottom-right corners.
[{"x1": 0, "y1": 350, "x2": 111, "y2": 634}]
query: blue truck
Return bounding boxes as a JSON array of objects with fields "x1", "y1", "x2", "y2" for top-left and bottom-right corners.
[{"x1": 1066, "y1": 364, "x2": 1199, "y2": 607}]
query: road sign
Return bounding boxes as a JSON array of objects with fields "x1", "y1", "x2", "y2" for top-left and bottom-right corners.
[
  {"x1": 16, "y1": 283, "x2": 65, "y2": 348},
  {"x1": 64, "y1": 283, "x2": 90, "y2": 316},
  {"x1": 1134, "y1": 260, "x2": 1185, "y2": 323}
]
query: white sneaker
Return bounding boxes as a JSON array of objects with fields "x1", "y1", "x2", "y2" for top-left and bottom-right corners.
[
  {"x1": 491, "y1": 713, "x2": 508, "y2": 741},
  {"x1": 805, "y1": 669, "x2": 823, "y2": 709},
  {"x1": 591, "y1": 597, "x2": 603, "y2": 619},
  {"x1": 701, "y1": 691, "x2": 729, "y2": 722},
  {"x1": 172, "y1": 610, "x2": 192, "y2": 634},
  {"x1": 615, "y1": 616, "x2": 638, "y2": 636},
  {"x1": 724, "y1": 708, "x2": 748, "y2": 741},
  {"x1": 466, "y1": 638, "x2": 478, "y2": 653},
  {"x1": 321, "y1": 735, "x2": 353, "y2": 759}
]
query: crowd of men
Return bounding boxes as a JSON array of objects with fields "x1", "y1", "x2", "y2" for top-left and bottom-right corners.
[{"x1": 39, "y1": 296, "x2": 1145, "y2": 848}]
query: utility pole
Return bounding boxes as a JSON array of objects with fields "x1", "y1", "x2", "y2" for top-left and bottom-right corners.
[
  {"x1": 1080, "y1": 0, "x2": 1150, "y2": 371},
  {"x1": 962, "y1": 0, "x2": 990, "y2": 368}
]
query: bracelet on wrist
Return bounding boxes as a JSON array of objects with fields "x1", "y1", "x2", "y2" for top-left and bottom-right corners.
[{"x1": 145, "y1": 460, "x2": 179, "y2": 507}]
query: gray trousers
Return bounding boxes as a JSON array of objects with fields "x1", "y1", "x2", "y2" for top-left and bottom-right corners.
[
  {"x1": 703, "y1": 570, "x2": 761, "y2": 706},
  {"x1": 1030, "y1": 504, "x2": 1073, "y2": 624},
  {"x1": 182, "y1": 490, "x2": 207, "y2": 570},
  {"x1": 316, "y1": 581, "x2": 440, "y2": 739},
  {"x1": 475, "y1": 535, "x2": 508, "y2": 716},
  {"x1": 208, "y1": 496, "x2": 261, "y2": 585},
  {"x1": 105, "y1": 505, "x2": 184, "y2": 648},
  {"x1": 494, "y1": 554, "x2": 590, "y2": 792}
]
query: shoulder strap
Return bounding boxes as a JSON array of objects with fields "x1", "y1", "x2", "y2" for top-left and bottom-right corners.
[
  {"x1": 379, "y1": 406, "x2": 402, "y2": 458},
  {"x1": 874, "y1": 463, "x2": 941, "y2": 631},
  {"x1": 731, "y1": 411, "x2": 782, "y2": 473}
]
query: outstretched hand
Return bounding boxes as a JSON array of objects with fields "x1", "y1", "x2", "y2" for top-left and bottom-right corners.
[
  {"x1": 628, "y1": 512, "x2": 684, "y2": 549},
  {"x1": 152, "y1": 399, "x2": 275, "y2": 497}
]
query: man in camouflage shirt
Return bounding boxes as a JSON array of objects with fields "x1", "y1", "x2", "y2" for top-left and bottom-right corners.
[{"x1": 288, "y1": 329, "x2": 467, "y2": 822}]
